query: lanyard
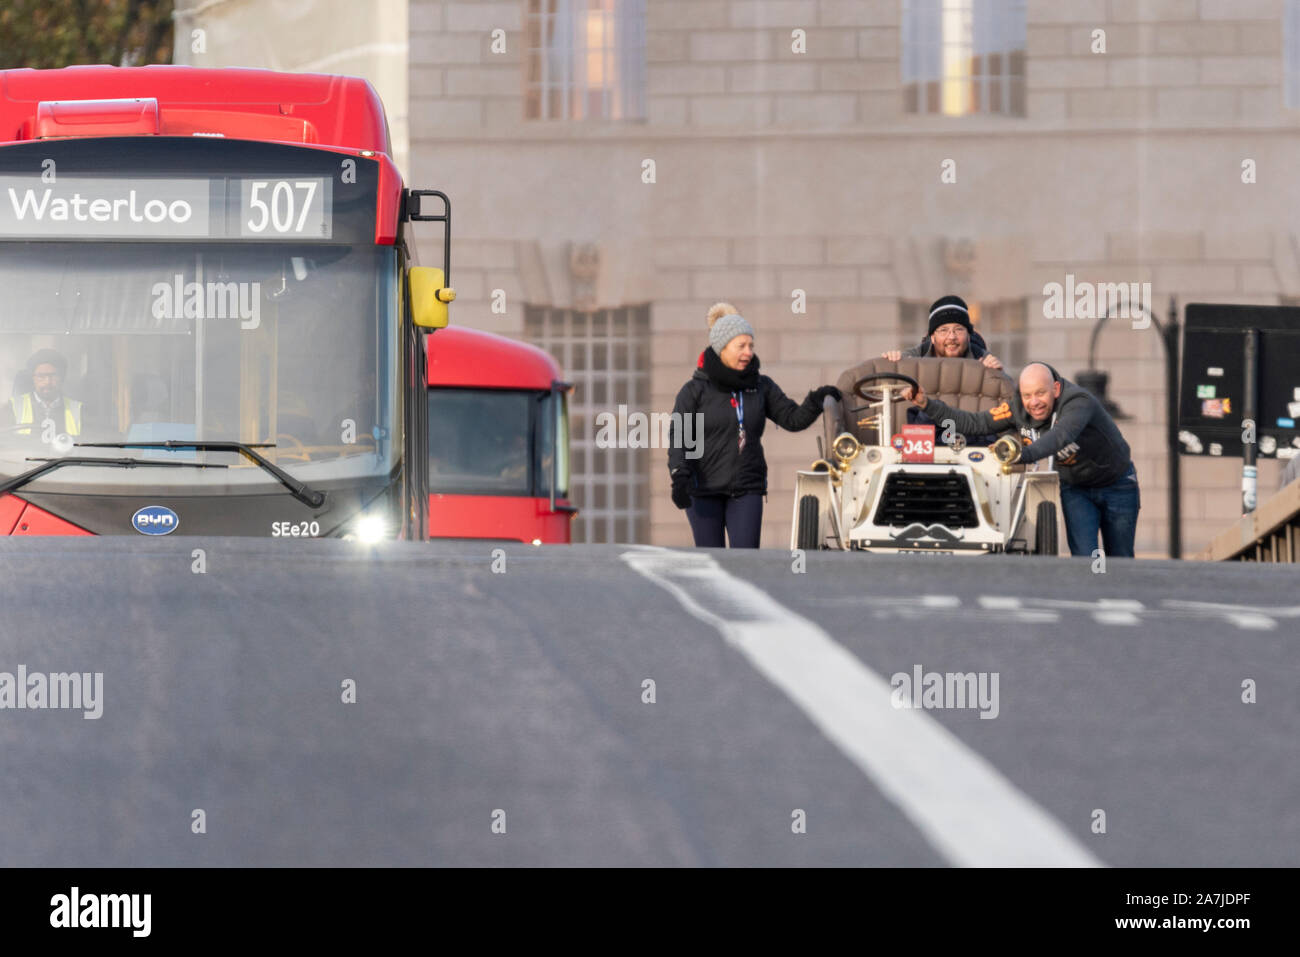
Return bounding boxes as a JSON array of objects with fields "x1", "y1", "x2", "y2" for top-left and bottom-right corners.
[{"x1": 732, "y1": 391, "x2": 746, "y2": 453}]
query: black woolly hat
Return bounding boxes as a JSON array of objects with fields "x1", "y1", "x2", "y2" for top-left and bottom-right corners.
[{"x1": 927, "y1": 295, "x2": 973, "y2": 336}]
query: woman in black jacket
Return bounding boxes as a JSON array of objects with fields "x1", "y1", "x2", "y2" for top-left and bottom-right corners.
[{"x1": 668, "y1": 303, "x2": 839, "y2": 548}]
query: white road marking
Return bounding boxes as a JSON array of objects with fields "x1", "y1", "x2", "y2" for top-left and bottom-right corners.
[
  {"x1": 1028, "y1": 598, "x2": 1145, "y2": 626},
  {"x1": 820, "y1": 594, "x2": 959, "y2": 609},
  {"x1": 975, "y1": 595, "x2": 1061, "y2": 624},
  {"x1": 1161, "y1": 600, "x2": 1300, "y2": 631},
  {"x1": 982, "y1": 597, "x2": 1142, "y2": 625},
  {"x1": 873, "y1": 607, "x2": 1060, "y2": 624},
  {"x1": 1093, "y1": 611, "x2": 1140, "y2": 626},
  {"x1": 622, "y1": 548, "x2": 1102, "y2": 868}
]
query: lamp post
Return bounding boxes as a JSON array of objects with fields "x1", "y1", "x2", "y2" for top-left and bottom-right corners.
[{"x1": 1074, "y1": 295, "x2": 1181, "y2": 559}]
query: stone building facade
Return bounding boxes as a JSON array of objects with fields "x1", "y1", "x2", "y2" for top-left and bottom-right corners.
[
  {"x1": 194, "y1": 0, "x2": 1300, "y2": 555},
  {"x1": 408, "y1": 0, "x2": 1300, "y2": 556}
]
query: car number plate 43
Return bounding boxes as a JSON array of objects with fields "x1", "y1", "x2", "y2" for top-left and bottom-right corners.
[{"x1": 895, "y1": 424, "x2": 936, "y2": 463}]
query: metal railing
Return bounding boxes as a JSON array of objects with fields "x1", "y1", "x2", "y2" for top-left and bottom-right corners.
[{"x1": 1198, "y1": 479, "x2": 1300, "y2": 562}]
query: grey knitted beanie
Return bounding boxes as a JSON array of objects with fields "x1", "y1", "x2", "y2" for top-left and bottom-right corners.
[{"x1": 709, "y1": 313, "x2": 755, "y2": 354}]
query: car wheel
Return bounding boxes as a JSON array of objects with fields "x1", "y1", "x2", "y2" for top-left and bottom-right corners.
[
  {"x1": 1035, "y1": 501, "x2": 1058, "y2": 556},
  {"x1": 797, "y1": 494, "x2": 821, "y2": 551}
]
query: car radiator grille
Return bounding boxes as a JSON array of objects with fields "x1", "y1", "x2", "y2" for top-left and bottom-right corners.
[{"x1": 871, "y1": 470, "x2": 979, "y2": 528}]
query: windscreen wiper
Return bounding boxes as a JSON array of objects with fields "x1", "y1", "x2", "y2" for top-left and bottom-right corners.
[
  {"x1": 0, "y1": 456, "x2": 226, "y2": 499},
  {"x1": 75, "y1": 441, "x2": 326, "y2": 508}
]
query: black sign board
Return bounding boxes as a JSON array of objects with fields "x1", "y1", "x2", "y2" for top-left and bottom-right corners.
[{"x1": 1179, "y1": 303, "x2": 1300, "y2": 459}]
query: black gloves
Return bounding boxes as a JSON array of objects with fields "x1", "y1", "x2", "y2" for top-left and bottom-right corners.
[
  {"x1": 807, "y1": 385, "x2": 842, "y2": 407},
  {"x1": 671, "y1": 469, "x2": 693, "y2": 510}
]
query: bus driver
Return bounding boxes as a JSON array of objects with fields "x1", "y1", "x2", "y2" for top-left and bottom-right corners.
[{"x1": 2, "y1": 349, "x2": 83, "y2": 443}]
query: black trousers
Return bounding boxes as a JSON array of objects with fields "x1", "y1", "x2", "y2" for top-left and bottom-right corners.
[{"x1": 686, "y1": 493, "x2": 764, "y2": 548}]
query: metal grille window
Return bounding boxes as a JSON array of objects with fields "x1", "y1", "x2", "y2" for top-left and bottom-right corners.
[
  {"x1": 902, "y1": 0, "x2": 1026, "y2": 116},
  {"x1": 525, "y1": 0, "x2": 647, "y2": 121},
  {"x1": 1287, "y1": 1, "x2": 1300, "y2": 109},
  {"x1": 524, "y1": 303, "x2": 650, "y2": 542},
  {"x1": 900, "y1": 298, "x2": 1028, "y2": 368}
]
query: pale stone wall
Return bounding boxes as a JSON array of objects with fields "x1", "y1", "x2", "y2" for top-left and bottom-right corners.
[
  {"x1": 175, "y1": 0, "x2": 411, "y2": 177},
  {"x1": 405, "y1": 0, "x2": 1296, "y2": 555}
]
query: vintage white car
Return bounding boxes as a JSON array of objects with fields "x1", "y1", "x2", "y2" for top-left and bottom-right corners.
[{"x1": 791, "y1": 356, "x2": 1061, "y2": 556}]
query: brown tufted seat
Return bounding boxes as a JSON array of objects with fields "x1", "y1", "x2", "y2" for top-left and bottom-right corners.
[{"x1": 823, "y1": 356, "x2": 1015, "y2": 449}]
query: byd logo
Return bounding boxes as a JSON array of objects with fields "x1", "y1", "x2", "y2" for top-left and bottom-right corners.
[{"x1": 131, "y1": 506, "x2": 179, "y2": 535}]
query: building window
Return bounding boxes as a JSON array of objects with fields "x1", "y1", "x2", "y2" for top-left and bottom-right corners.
[
  {"x1": 1287, "y1": 1, "x2": 1300, "y2": 109},
  {"x1": 902, "y1": 0, "x2": 1026, "y2": 117},
  {"x1": 972, "y1": 299, "x2": 1029, "y2": 368},
  {"x1": 526, "y1": 0, "x2": 646, "y2": 121},
  {"x1": 900, "y1": 298, "x2": 1028, "y2": 368},
  {"x1": 525, "y1": 303, "x2": 651, "y2": 542}
]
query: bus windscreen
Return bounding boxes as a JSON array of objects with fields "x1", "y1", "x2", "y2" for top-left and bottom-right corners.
[
  {"x1": 0, "y1": 241, "x2": 400, "y2": 494},
  {"x1": 428, "y1": 388, "x2": 567, "y2": 499}
]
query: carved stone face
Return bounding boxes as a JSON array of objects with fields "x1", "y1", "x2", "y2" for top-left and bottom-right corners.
[
  {"x1": 569, "y1": 244, "x2": 600, "y2": 279},
  {"x1": 569, "y1": 243, "x2": 600, "y2": 310}
]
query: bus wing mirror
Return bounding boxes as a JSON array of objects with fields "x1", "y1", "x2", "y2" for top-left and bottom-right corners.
[{"x1": 409, "y1": 266, "x2": 454, "y2": 330}]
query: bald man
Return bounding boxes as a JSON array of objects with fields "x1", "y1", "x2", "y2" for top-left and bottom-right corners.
[{"x1": 906, "y1": 362, "x2": 1140, "y2": 558}]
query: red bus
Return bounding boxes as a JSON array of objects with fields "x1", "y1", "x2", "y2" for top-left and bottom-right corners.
[
  {"x1": 426, "y1": 326, "x2": 574, "y2": 544},
  {"x1": 0, "y1": 66, "x2": 454, "y2": 540}
]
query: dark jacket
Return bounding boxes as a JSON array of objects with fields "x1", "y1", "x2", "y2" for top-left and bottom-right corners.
[
  {"x1": 920, "y1": 364, "x2": 1134, "y2": 488},
  {"x1": 668, "y1": 349, "x2": 823, "y2": 496},
  {"x1": 900, "y1": 328, "x2": 992, "y2": 360}
]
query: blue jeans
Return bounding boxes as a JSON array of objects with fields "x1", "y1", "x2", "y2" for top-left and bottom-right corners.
[
  {"x1": 687, "y1": 493, "x2": 764, "y2": 548},
  {"x1": 1059, "y1": 465, "x2": 1140, "y2": 558}
]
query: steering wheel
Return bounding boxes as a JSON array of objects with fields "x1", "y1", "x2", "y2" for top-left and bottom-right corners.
[{"x1": 852, "y1": 371, "x2": 920, "y2": 404}]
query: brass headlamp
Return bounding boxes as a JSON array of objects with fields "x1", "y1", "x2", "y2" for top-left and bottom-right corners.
[{"x1": 993, "y1": 434, "x2": 1022, "y2": 474}]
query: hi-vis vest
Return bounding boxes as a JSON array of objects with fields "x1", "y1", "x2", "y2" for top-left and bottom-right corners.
[{"x1": 10, "y1": 393, "x2": 81, "y2": 436}]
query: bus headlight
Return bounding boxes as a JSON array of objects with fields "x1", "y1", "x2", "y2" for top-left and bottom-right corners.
[{"x1": 355, "y1": 514, "x2": 388, "y2": 544}]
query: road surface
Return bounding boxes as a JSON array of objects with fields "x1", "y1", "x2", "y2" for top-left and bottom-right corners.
[{"x1": 0, "y1": 538, "x2": 1295, "y2": 866}]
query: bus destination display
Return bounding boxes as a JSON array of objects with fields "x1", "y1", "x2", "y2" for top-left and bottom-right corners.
[{"x1": 0, "y1": 175, "x2": 333, "y2": 241}]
